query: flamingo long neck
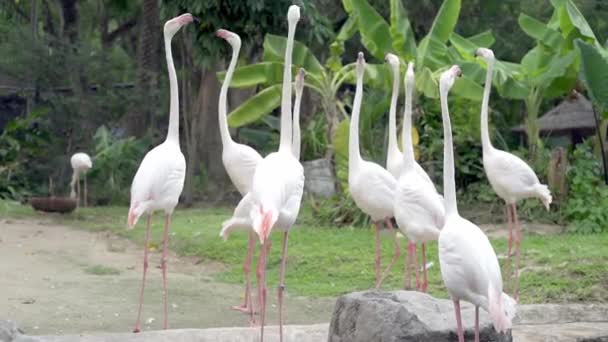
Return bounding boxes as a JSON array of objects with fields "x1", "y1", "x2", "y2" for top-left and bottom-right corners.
[
  {"x1": 278, "y1": 22, "x2": 296, "y2": 153},
  {"x1": 480, "y1": 59, "x2": 495, "y2": 153},
  {"x1": 402, "y1": 79, "x2": 415, "y2": 173},
  {"x1": 219, "y1": 42, "x2": 239, "y2": 147},
  {"x1": 349, "y1": 71, "x2": 364, "y2": 171},
  {"x1": 387, "y1": 65, "x2": 400, "y2": 158},
  {"x1": 292, "y1": 87, "x2": 303, "y2": 160},
  {"x1": 440, "y1": 85, "x2": 458, "y2": 217},
  {"x1": 164, "y1": 34, "x2": 180, "y2": 144}
]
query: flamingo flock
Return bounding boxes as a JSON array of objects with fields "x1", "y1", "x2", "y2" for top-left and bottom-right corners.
[{"x1": 116, "y1": 5, "x2": 554, "y2": 341}]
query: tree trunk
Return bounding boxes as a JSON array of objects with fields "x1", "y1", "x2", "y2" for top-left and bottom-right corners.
[
  {"x1": 323, "y1": 97, "x2": 340, "y2": 193},
  {"x1": 131, "y1": 0, "x2": 160, "y2": 137}
]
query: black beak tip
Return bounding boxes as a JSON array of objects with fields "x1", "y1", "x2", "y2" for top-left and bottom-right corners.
[{"x1": 192, "y1": 16, "x2": 201, "y2": 24}]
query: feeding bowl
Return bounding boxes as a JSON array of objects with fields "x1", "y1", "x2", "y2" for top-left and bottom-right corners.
[{"x1": 30, "y1": 196, "x2": 77, "y2": 213}]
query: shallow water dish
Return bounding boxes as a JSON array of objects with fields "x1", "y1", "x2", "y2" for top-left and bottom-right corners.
[{"x1": 30, "y1": 196, "x2": 77, "y2": 213}]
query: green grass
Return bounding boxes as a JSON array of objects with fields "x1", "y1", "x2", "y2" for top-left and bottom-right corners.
[
  {"x1": 2, "y1": 199, "x2": 607, "y2": 303},
  {"x1": 84, "y1": 264, "x2": 121, "y2": 275}
]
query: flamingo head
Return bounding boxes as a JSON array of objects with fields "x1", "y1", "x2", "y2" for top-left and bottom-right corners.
[
  {"x1": 216, "y1": 29, "x2": 241, "y2": 50},
  {"x1": 356, "y1": 52, "x2": 365, "y2": 76},
  {"x1": 475, "y1": 47, "x2": 495, "y2": 61},
  {"x1": 287, "y1": 5, "x2": 301, "y2": 25},
  {"x1": 250, "y1": 204, "x2": 278, "y2": 245},
  {"x1": 440, "y1": 65, "x2": 461, "y2": 93},
  {"x1": 164, "y1": 13, "x2": 199, "y2": 38},
  {"x1": 384, "y1": 53, "x2": 400, "y2": 69},
  {"x1": 405, "y1": 62, "x2": 415, "y2": 89},
  {"x1": 295, "y1": 68, "x2": 306, "y2": 94}
]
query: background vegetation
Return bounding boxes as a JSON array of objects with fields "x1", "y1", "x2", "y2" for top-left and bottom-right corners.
[{"x1": 1, "y1": 0, "x2": 607, "y2": 232}]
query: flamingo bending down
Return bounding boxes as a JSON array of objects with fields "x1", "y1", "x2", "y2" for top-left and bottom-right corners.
[
  {"x1": 392, "y1": 61, "x2": 444, "y2": 292},
  {"x1": 127, "y1": 13, "x2": 197, "y2": 333},
  {"x1": 216, "y1": 28, "x2": 263, "y2": 318},
  {"x1": 349, "y1": 52, "x2": 399, "y2": 288},
  {"x1": 437, "y1": 65, "x2": 516, "y2": 342},
  {"x1": 70, "y1": 152, "x2": 92, "y2": 207},
  {"x1": 476, "y1": 48, "x2": 552, "y2": 299}
]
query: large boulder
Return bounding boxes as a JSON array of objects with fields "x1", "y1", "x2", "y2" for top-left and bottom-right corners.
[{"x1": 328, "y1": 290, "x2": 512, "y2": 342}]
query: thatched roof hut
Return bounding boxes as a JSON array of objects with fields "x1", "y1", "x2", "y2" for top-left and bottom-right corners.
[{"x1": 512, "y1": 92, "x2": 596, "y2": 146}]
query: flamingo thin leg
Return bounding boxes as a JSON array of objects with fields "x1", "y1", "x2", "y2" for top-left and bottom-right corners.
[
  {"x1": 232, "y1": 231, "x2": 256, "y2": 317},
  {"x1": 413, "y1": 243, "x2": 420, "y2": 291},
  {"x1": 83, "y1": 173, "x2": 88, "y2": 207},
  {"x1": 374, "y1": 221, "x2": 381, "y2": 285},
  {"x1": 161, "y1": 214, "x2": 171, "y2": 330},
  {"x1": 453, "y1": 299, "x2": 464, "y2": 342},
  {"x1": 257, "y1": 238, "x2": 272, "y2": 342},
  {"x1": 512, "y1": 203, "x2": 522, "y2": 300},
  {"x1": 475, "y1": 305, "x2": 480, "y2": 342},
  {"x1": 133, "y1": 214, "x2": 151, "y2": 333},
  {"x1": 76, "y1": 176, "x2": 81, "y2": 207},
  {"x1": 278, "y1": 232, "x2": 289, "y2": 342},
  {"x1": 505, "y1": 204, "x2": 513, "y2": 292},
  {"x1": 403, "y1": 242, "x2": 411, "y2": 290},
  {"x1": 376, "y1": 219, "x2": 400, "y2": 288},
  {"x1": 421, "y1": 243, "x2": 428, "y2": 292}
]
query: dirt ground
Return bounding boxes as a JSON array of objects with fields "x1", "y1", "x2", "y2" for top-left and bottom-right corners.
[{"x1": 0, "y1": 219, "x2": 335, "y2": 335}]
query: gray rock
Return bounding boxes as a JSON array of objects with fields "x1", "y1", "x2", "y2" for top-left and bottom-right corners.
[
  {"x1": 303, "y1": 158, "x2": 336, "y2": 198},
  {"x1": 0, "y1": 320, "x2": 41, "y2": 342},
  {"x1": 328, "y1": 290, "x2": 512, "y2": 342}
]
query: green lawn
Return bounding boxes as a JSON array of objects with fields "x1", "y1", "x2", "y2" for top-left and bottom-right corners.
[{"x1": 1, "y1": 200, "x2": 606, "y2": 303}]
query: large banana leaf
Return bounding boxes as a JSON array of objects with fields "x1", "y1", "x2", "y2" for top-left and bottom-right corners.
[
  {"x1": 417, "y1": 0, "x2": 461, "y2": 68},
  {"x1": 467, "y1": 30, "x2": 496, "y2": 48},
  {"x1": 449, "y1": 31, "x2": 495, "y2": 61},
  {"x1": 227, "y1": 84, "x2": 282, "y2": 128},
  {"x1": 575, "y1": 40, "x2": 608, "y2": 114},
  {"x1": 262, "y1": 34, "x2": 325, "y2": 77},
  {"x1": 518, "y1": 13, "x2": 563, "y2": 49},
  {"x1": 342, "y1": 63, "x2": 393, "y2": 90},
  {"x1": 327, "y1": 16, "x2": 358, "y2": 72},
  {"x1": 390, "y1": 0, "x2": 416, "y2": 60},
  {"x1": 563, "y1": 0, "x2": 597, "y2": 42},
  {"x1": 417, "y1": 36, "x2": 451, "y2": 70},
  {"x1": 217, "y1": 62, "x2": 284, "y2": 88},
  {"x1": 345, "y1": 0, "x2": 392, "y2": 61},
  {"x1": 532, "y1": 51, "x2": 576, "y2": 87}
]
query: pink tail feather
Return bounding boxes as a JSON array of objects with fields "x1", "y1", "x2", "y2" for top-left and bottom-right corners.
[{"x1": 488, "y1": 284, "x2": 517, "y2": 333}]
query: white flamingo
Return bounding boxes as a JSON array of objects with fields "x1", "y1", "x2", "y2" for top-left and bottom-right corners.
[
  {"x1": 246, "y1": 6, "x2": 304, "y2": 342},
  {"x1": 393, "y1": 61, "x2": 444, "y2": 292},
  {"x1": 437, "y1": 65, "x2": 516, "y2": 342},
  {"x1": 126, "y1": 13, "x2": 196, "y2": 332},
  {"x1": 70, "y1": 152, "x2": 92, "y2": 207},
  {"x1": 216, "y1": 28, "x2": 263, "y2": 318},
  {"x1": 476, "y1": 48, "x2": 552, "y2": 299},
  {"x1": 349, "y1": 52, "x2": 400, "y2": 288}
]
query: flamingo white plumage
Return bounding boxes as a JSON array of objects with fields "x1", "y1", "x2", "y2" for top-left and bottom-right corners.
[
  {"x1": 476, "y1": 48, "x2": 552, "y2": 299},
  {"x1": 126, "y1": 13, "x2": 196, "y2": 333},
  {"x1": 216, "y1": 28, "x2": 263, "y2": 318},
  {"x1": 384, "y1": 54, "x2": 433, "y2": 186},
  {"x1": 70, "y1": 152, "x2": 92, "y2": 207},
  {"x1": 246, "y1": 6, "x2": 304, "y2": 342},
  {"x1": 348, "y1": 52, "x2": 400, "y2": 288},
  {"x1": 437, "y1": 65, "x2": 516, "y2": 342},
  {"x1": 393, "y1": 61, "x2": 444, "y2": 292}
]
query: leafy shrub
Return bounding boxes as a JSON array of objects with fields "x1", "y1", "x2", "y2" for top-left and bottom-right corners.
[{"x1": 563, "y1": 140, "x2": 608, "y2": 233}]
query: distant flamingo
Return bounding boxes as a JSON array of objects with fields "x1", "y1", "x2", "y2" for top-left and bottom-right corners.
[
  {"x1": 437, "y1": 65, "x2": 516, "y2": 342},
  {"x1": 216, "y1": 28, "x2": 263, "y2": 319},
  {"x1": 127, "y1": 13, "x2": 197, "y2": 333},
  {"x1": 70, "y1": 152, "x2": 92, "y2": 207},
  {"x1": 349, "y1": 52, "x2": 399, "y2": 288},
  {"x1": 393, "y1": 61, "x2": 444, "y2": 292},
  {"x1": 476, "y1": 48, "x2": 552, "y2": 299}
]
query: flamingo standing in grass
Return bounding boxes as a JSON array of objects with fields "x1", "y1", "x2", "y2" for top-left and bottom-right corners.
[
  {"x1": 349, "y1": 52, "x2": 400, "y2": 288},
  {"x1": 476, "y1": 48, "x2": 552, "y2": 299},
  {"x1": 216, "y1": 28, "x2": 263, "y2": 318},
  {"x1": 393, "y1": 60, "x2": 444, "y2": 292},
  {"x1": 437, "y1": 65, "x2": 516, "y2": 342},
  {"x1": 70, "y1": 152, "x2": 92, "y2": 207},
  {"x1": 127, "y1": 13, "x2": 197, "y2": 333}
]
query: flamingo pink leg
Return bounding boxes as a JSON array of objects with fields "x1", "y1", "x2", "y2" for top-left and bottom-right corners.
[
  {"x1": 512, "y1": 203, "x2": 522, "y2": 300},
  {"x1": 232, "y1": 231, "x2": 256, "y2": 318},
  {"x1": 504, "y1": 204, "x2": 513, "y2": 292},
  {"x1": 376, "y1": 219, "x2": 401, "y2": 288},
  {"x1": 421, "y1": 243, "x2": 428, "y2": 292},
  {"x1": 374, "y1": 221, "x2": 381, "y2": 285},
  {"x1": 278, "y1": 232, "x2": 289, "y2": 342},
  {"x1": 453, "y1": 299, "x2": 464, "y2": 342},
  {"x1": 403, "y1": 242, "x2": 410, "y2": 289},
  {"x1": 413, "y1": 243, "x2": 420, "y2": 291},
  {"x1": 133, "y1": 214, "x2": 151, "y2": 333},
  {"x1": 83, "y1": 173, "x2": 88, "y2": 207},
  {"x1": 161, "y1": 214, "x2": 171, "y2": 330},
  {"x1": 475, "y1": 305, "x2": 480, "y2": 342},
  {"x1": 257, "y1": 238, "x2": 272, "y2": 342}
]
